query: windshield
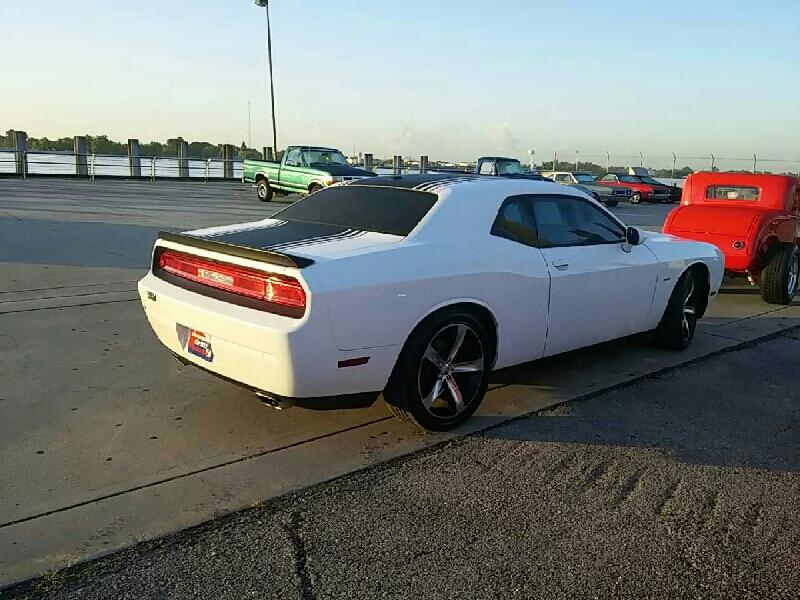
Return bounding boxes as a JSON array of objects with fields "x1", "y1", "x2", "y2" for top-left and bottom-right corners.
[
  {"x1": 299, "y1": 148, "x2": 349, "y2": 167},
  {"x1": 618, "y1": 175, "x2": 639, "y2": 183},
  {"x1": 496, "y1": 160, "x2": 525, "y2": 175},
  {"x1": 635, "y1": 175, "x2": 662, "y2": 186},
  {"x1": 574, "y1": 174, "x2": 596, "y2": 183}
]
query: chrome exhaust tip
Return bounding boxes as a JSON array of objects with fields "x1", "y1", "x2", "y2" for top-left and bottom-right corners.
[{"x1": 256, "y1": 393, "x2": 292, "y2": 410}]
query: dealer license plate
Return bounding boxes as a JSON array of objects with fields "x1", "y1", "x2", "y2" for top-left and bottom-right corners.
[{"x1": 187, "y1": 329, "x2": 214, "y2": 362}]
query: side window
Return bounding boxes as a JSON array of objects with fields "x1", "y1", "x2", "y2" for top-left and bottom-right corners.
[
  {"x1": 533, "y1": 196, "x2": 625, "y2": 247},
  {"x1": 491, "y1": 196, "x2": 539, "y2": 246},
  {"x1": 601, "y1": 174, "x2": 616, "y2": 182},
  {"x1": 479, "y1": 161, "x2": 495, "y2": 175},
  {"x1": 284, "y1": 149, "x2": 300, "y2": 166},
  {"x1": 554, "y1": 174, "x2": 570, "y2": 183}
]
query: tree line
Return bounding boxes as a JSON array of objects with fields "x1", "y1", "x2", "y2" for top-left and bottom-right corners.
[{"x1": 0, "y1": 130, "x2": 262, "y2": 159}]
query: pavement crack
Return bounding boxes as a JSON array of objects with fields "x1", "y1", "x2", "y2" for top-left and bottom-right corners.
[
  {"x1": 579, "y1": 459, "x2": 612, "y2": 494},
  {"x1": 285, "y1": 510, "x2": 316, "y2": 600}
]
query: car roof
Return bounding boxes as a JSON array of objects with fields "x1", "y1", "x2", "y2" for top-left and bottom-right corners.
[
  {"x1": 289, "y1": 146, "x2": 339, "y2": 151},
  {"x1": 478, "y1": 156, "x2": 519, "y2": 162}
]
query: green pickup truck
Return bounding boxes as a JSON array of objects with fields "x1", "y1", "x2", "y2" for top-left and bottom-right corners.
[{"x1": 243, "y1": 146, "x2": 376, "y2": 202}]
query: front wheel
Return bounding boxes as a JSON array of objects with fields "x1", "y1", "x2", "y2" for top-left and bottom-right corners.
[
  {"x1": 630, "y1": 192, "x2": 642, "y2": 204},
  {"x1": 308, "y1": 183, "x2": 324, "y2": 195},
  {"x1": 383, "y1": 310, "x2": 493, "y2": 431},
  {"x1": 760, "y1": 244, "x2": 799, "y2": 305},
  {"x1": 256, "y1": 179, "x2": 273, "y2": 202},
  {"x1": 655, "y1": 269, "x2": 701, "y2": 350}
]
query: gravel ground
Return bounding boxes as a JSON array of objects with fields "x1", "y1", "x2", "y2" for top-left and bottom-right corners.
[{"x1": 6, "y1": 332, "x2": 800, "y2": 600}]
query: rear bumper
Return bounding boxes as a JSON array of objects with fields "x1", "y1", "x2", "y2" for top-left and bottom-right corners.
[{"x1": 138, "y1": 273, "x2": 401, "y2": 399}]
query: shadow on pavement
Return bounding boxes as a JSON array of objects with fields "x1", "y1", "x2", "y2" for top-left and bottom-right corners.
[{"x1": 482, "y1": 331, "x2": 800, "y2": 473}]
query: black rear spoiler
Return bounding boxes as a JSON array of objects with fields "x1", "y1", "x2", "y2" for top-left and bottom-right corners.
[{"x1": 156, "y1": 231, "x2": 315, "y2": 269}]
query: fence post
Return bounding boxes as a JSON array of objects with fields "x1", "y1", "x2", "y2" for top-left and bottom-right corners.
[
  {"x1": 575, "y1": 150, "x2": 579, "y2": 172},
  {"x1": 711, "y1": 154, "x2": 715, "y2": 172},
  {"x1": 420, "y1": 155, "x2": 429, "y2": 174},
  {"x1": 151, "y1": 157, "x2": 157, "y2": 182},
  {"x1": 90, "y1": 153, "x2": 96, "y2": 181},
  {"x1": 74, "y1": 136, "x2": 88, "y2": 177},
  {"x1": 12, "y1": 130, "x2": 28, "y2": 178},
  {"x1": 553, "y1": 149, "x2": 558, "y2": 171},
  {"x1": 128, "y1": 139, "x2": 141, "y2": 178},
  {"x1": 393, "y1": 155, "x2": 403, "y2": 175},
  {"x1": 671, "y1": 153, "x2": 676, "y2": 182},
  {"x1": 205, "y1": 159, "x2": 211, "y2": 182},
  {"x1": 605, "y1": 151, "x2": 610, "y2": 173},
  {"x1": 753, "y1": 154, "x2": 757, "y2": 173},
  {"x1": 222, "y1": 144, "x2": 235, "y2": 179},
  {"x1": 364, "y1": 153, "x2": 374, "y2": 172},
  {"x1": 177, "y1": 140, "x2": 190, "y2": 178}
]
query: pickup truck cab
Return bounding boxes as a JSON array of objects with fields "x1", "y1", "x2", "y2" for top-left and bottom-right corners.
[
  {"x1": 663, "y1": 172, "x2": 800, "y2": 304},
  {"x1": 243, "y1": 146, "x2": 375, "y2": 202},
  {"x1": 597, "y1": 172, "x2": 675, "y2": 204},
  {"x1": 475, "y1": 157, "x2": 547, "y2": 180},
  {"x1": 541, "y1": 171, "x2": 631, "y2": 207}
]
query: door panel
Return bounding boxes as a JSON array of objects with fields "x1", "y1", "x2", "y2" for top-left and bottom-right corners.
[{"x1": 541, "y1": 244, "x2": 657, "y2": 356}]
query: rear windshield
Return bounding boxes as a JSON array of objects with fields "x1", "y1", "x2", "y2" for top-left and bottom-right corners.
[
  {"x1": 274, "y1": 185, "x2": 437, "y2": 236},
  {"x1": 705, "y1": 185, "x2": 759, "y2": 201}
]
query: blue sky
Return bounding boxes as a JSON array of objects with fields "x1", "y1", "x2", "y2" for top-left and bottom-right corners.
[{"x1": 2, "y1": 0, "x2": 799, "y2": 166}]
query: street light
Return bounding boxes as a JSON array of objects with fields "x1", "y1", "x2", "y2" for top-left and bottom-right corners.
[{"x1": 255, "y1": 0, "x2": 278, "y2": 154}]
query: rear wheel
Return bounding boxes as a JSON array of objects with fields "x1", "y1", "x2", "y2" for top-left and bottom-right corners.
[
  {"x1": 630, "y1": 192, "x2": 642, "y2": 204},
  {"x1": 655, "y1": 269, "x2": 701, "y2": 350},
  {"x1": 605, "y1": 200, "x2": 619, "y2": 208},
  {"x1": 256, "y1": 178, "x2": 273, "y2": 202},
  {"x1": 760, "y1": 244, "x2": 799, "y2": 305},
  {"x1": 384, "y1": 309, "x2": 492, "y2": 431}
]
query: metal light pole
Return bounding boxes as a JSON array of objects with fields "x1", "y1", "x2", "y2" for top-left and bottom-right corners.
[{"x1": 255, "y1": 0, "x2": 278, "y2": 154}]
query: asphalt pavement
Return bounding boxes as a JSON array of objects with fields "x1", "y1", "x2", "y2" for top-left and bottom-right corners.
[{"x1": 7, "y1": 330, "x2": 800, "y2": 599}]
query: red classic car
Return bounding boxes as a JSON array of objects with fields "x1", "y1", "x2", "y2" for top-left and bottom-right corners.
[
  {"x1": 597, "y1": 172, "x2": 676, "y2": 204},
  {"x1": 663, "y1": 172, "x2": 800, "y2": 304}
]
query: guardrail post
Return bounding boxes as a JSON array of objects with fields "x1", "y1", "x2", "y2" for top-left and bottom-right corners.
[
  {"x1": 128, "y1": 139, "x2": 142, "y2": 178},
  {"x1": 605, "y1": 151, "x2": 610, "y2": 173},
  {"x1": 12, "y1": 130, "x2": 28, "y2": 178},
  {"x1": 151, "y1": 157, "x2": 157, "y2": 182},
  {"x1": 90, "y1": 153, "x2": 96, "y2": 181},
  {"x1": 420, "y1": 155, "x2": 429, "y2": 174},
  {"x1": 205, "y1": 159, "x2": 211, "y2": 182},
  {"x1": 393, "y1": 155, "x2": 403, "y2": 175},
  {"x1": 553, "y1": 149, "x2": 558, "y2": 171},
  {"x1": 178, "y1": 140, "x2": 190, "y2": 178},
  {"x1": 222, "y1": 144, "x2": 235, "y2": 179},
  {"x1": 671, "y1": 153, "x2": 677, "y2": 182},
  {"x1": 74, "y1": 136, "x2": 88, "y2": 177},
  {"x1": 364, "y1": 153, "x2": 373, "y2": 172}
]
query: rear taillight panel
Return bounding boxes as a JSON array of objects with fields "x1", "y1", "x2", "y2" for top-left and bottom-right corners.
[{"x1": 154, "y1": 247, "x2": 306, "y2": 317}]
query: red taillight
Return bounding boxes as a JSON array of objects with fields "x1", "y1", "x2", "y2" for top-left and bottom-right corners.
[{"x1": 157, "y1": 249, "x2": 306, "y2": 310}]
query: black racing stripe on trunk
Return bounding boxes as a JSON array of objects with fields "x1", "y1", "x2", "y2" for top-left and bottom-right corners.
[{"x1": 200, "y1": 220, "x2": 354, "y2": 251}]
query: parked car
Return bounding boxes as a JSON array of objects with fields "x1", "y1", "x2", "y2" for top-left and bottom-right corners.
[
  {"x1": 629, "y1": 172, "x2": 682, "y2": 203},
  {"x1": 597, "y1": 172, "x2": 673, "y2": 204},
  {"x1": 474, "y1": 156, "x2": 548, "y2": 180},
  {"x1": 663, "y1": 171, "x2": 799, "y2": 304},
  {"x1": 541, "y1": 171, "x2": 631, "y2": 207},
  {"x1": 138, "y1": 175, "x2": 723, "y2": 431},
  {"x1": 243, "y1": 146, "x2": 375, "y2": 202}
]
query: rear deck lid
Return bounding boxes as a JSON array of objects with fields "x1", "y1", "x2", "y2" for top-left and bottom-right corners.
[{"x1": 666, "y1": 205, "x2": 759, "y2": 236}]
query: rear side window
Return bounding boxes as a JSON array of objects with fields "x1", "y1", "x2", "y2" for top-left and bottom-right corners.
[
  {"x1": 274, "y1": 185, "x2": 437, "y2": 236},
  {"x1": 491, "y1": 196, "x2": 539, "y2": 246},
  {"x1": 706, "y1": 185, "x2": 759, "y2": 201}
]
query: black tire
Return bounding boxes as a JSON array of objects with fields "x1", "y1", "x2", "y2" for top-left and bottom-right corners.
[
  {"x1": 655, "y1": 269, "x2": 702, "y2": 350},
  {"x1": 384, "y1": 308, "x2": 493, "y2": 431},
  {"x1": 256, "y1": 178, "x2": 273, "y2": 202},
  {"x1": 630, "y1": 192, "x2": 642, "y2": 204},
  {"x1": 308, "y1": 183, "x2": 324, "y2": 195},
  {"x1": 760, "y1": 244, "x2": 799, "y2": 305},
  {"x1": 605, "y1": 200, "x2": 619, "y2": 208}
]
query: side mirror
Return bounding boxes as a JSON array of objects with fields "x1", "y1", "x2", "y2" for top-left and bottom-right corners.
[{"x1": 625, "y1": 226, "x2": 640, "y2": 246}]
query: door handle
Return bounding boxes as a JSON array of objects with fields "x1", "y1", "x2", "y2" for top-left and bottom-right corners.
[{"x1": 551, "y1": 259, "x2": 569, "y2": 271}]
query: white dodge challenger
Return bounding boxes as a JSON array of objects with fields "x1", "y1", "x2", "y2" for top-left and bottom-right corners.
[{"x1": 138, "y1": 175, "x2": 724, "y2": 431}]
